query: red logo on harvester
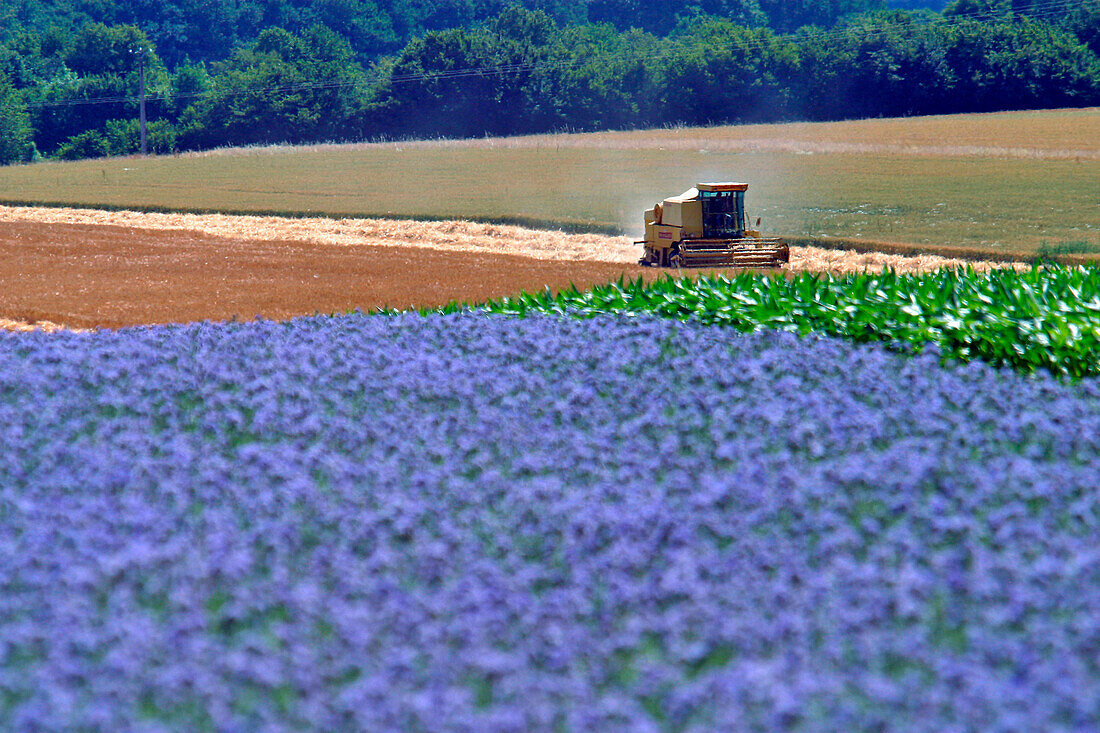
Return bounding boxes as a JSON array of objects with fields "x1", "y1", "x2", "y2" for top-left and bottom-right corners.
[{"x1": 658, "y1": 232, "x2": 673, "y2": 240}]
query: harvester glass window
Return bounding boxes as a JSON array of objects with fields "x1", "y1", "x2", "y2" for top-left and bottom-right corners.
[{"x1": 701, "y1": 191, "x2": 745, "y2": 238}]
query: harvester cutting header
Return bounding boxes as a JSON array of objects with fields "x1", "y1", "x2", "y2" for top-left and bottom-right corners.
[{"x1": 638, "y1": 182, "x2": 788, "y2": 268}]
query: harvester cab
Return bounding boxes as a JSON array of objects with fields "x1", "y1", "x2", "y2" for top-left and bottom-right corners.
[{"x1": 638, "y1": 182, "x2": 789, "y2": 268}]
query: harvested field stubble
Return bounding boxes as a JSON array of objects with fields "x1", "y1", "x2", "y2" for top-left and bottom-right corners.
[
  {"x1": 0, "y1": 219, "x2": 648, "y2": 329},
  {"x1": 0, "y1": 206, "x2": 1025, "y2": 329}
]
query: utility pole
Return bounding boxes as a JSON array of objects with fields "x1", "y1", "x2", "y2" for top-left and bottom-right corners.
[{"x1": 138, "y1": 48, "x2": 147, "y2": 156}]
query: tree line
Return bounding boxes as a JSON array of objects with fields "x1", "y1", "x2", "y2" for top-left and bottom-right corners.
[
  {"x1": 0, "y1": 0, "x2": 1097, "y2": 163},
  {"x1": 0, "y1": 0, "x2": 923, "y2": 67}
]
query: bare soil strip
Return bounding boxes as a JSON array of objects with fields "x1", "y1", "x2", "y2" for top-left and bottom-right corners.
[{"x1": 0, "y1": 206, "x2": 1024, "y2": 331}]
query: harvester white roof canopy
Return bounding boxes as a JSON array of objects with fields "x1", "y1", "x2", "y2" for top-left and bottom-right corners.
[
  {"x1": 697, "y1": 182, "x2": 749, "y2": 192},
  {"x1": 668, "y1": 188, "x2": 699, "y2": 203}
]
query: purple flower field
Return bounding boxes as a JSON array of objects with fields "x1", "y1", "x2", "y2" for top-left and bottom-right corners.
[{"x1": 2, "y1": 313, "x2": 1100, "y2": 731}]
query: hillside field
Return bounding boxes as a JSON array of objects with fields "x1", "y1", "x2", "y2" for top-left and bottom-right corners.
[{"x1": 0, "y1": 108, "x2": 1096, "y2": 259}]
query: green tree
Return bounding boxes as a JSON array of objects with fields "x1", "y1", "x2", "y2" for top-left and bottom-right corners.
[
  {"x1": 0, "y1": 71, "x2": 35, "y2": 164},
  {"x1": 795, "y1": 12, "x2": 954, "y2": 119},
  {"x1": 371, "y1": 26, "x2": 513, "y2": 138},
  {"x1": 104, "y1": 117, "x2": 177, "y2": 155},
  {"x1": 188, "y1": 25, "x2": 367, "y2": 148},
  {"x1": 587, "y1": 0, "x2": 767, "y2": 33},
  {"x1": 943, "y1": 0, "x2": 1056, "y2": 19},
  {"x1": 1061, "y1": 0, "x2": 1100, "y2": 56},
  {"x1": 531, "y1": 23, "x2": 663, "y2": 131},
  {"x1": 308, "y1": 0, "x2": 400, "y2": 59},
  {"x1": 0, "y1": 0, "x2": 1097, "y2": 160},
  {"x1": 661, "y1": 18, "x2": 798, "y2": 125},
  {"x1": 55, "y1": 128, "x2": 108, "y2": 160},
  {"x1": 64, "y1": 22, "x2": 151, "y2": 76},
  {"x1": 119, "y1": 0, "x2": 243, "y2": 67},
  {"x1": 25, "y1": 23, "x2": 167, "y2": 155},
  {"x1": 758, "y1": 0, "x2": 886, "y2": 30},
  {"x1": 939, "y1": 17, "x2": 1100, "y2": 112}
]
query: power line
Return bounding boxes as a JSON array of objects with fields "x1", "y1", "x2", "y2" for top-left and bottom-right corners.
[{"x1": 3, "y1": 0, "x2": 1095, "y2": 114}]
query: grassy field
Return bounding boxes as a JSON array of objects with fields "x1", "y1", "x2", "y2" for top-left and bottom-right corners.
[
  {"x1": 419, "y1": 106, "x2": 1100, "y2": 157},
  {"x1": 0, "y1": 108, "x2": 1096, "y2": 257}
]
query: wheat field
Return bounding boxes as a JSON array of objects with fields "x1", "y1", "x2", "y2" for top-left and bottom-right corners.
[{"x1": 0, "y1": 109, "x2": 1095, "y2": 258}]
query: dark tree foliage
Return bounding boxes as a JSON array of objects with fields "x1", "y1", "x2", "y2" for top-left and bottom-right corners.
[
  {"x1": 757, "y1": 0, "x2": 888, "y2": 31},
  {"x1": 21, "y1": 24, "x2": 170, "y2": 154},
  {"x1": 661, "y1": 18, "x2": 799, "y2": 123},
  {"x1": 0, "y1": 0, "x2": 931, "y2": 64},
  {"x1": 0, "y1": 71, "x2": 36, "y2": 163},
  {"x1": 369, "y1": 7, "x2": 1098, "y2": 138},
  {"x1": 0, "y1": 2, "x2": 1096, "y2": 160},
  {"x1": 185, "y1": 25, "x2": 367, "y2": 148},
  {"x1": 64, "y1": 23, "x2": 151, "y2": 76},
  {"x1": 891, "y1": 0, "x2": 950, "y2": 8},
  {"x1": 371, "y1": 7, "x2": 567, "y2": 137},
  {"x1": 947, "y1": 0, "x2": 1100, "y2": 55},
  {"x1": 587, "y1": 0, "x2": 768, "y2": 32}
]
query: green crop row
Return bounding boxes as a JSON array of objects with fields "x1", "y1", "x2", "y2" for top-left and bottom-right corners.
[{"x1": 436, "y1": 266, "x2": 1100, "y2": 379}]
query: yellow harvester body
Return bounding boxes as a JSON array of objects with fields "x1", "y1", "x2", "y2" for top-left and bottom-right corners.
[{"x1": 638, "y1": 182, "x2": 789, "y2": 268}]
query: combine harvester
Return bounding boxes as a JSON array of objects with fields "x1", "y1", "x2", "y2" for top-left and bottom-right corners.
[{"x1": 638, "y1": 182, "x2": 789, "y2": 268}]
